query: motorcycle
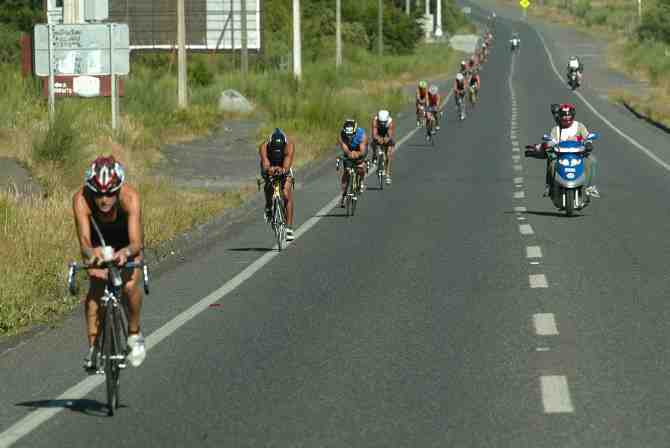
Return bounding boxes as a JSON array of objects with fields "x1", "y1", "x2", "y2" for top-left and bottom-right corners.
[
  {"x1": 567, "y1": 69, "x2": 580, "y2": 90},
  {"x1": 510, "y1": 38, "x2": 520, "y2": 52},
  {"x1": 525, "y1": 132, "x2": 599, "y2": 217}
]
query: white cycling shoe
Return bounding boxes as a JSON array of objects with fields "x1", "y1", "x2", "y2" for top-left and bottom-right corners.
[{"x1": 127, "y1": 333, "x2": 146, "y2": 367}]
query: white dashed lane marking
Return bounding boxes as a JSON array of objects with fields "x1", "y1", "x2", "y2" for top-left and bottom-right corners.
[
  {"x1": 540, "y1": 375, "x2": 575, "y2": 413},
  {"x1": 514, "y1": 176, "x2": 523, "y2": 183},
  {"x1": 519, "y1": 224, "x2": 534, "y2": 235},
  {"x1": 514, "y1": 191, "x2": 525, "y2": 199},
  {"x1": 526, "y1": 246, "x2": 542, "y2": 258},
  {"x1": 529, "y1": 274, "x2": 548, "y2": 288},
  {"x1": 513, "y1": 164, "x2": 522, "y2": 171},
  {"x1": 514, "y1": 206, "x2": 527, "y2": 213},
  {"x1": 533, "y1": 313, "x2": 559, "y2": 336}
]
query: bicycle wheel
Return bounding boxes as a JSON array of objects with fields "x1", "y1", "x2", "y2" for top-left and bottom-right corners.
[
  {"x1": 346, "y1": 172, "x2": 356, "y2": 217},
  {"x1": 102, "y1": 304, "x2": 117, "y2": 416},
  {"x1": 112, "y1": 304, "x2": 128, "y2": 410},
  {"x1": 377, "y1": 150, "x2": 385, "y2": 190},
  {"x1": 273, "y1": 197, "x2": 287, "y2": 250}
]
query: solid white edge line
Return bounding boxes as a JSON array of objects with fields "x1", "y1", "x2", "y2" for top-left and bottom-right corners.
[
  {"x1": 533, "y1": 313, "x2": 559, "y2": 336},
  {"x1": 0, "y1": 88, "x2": 455, "y2": 448},
  {"x1": 535, "y1": 28, "x2": 670, "y2": 173},
  {"x1": 540, "y1": 375, "x2": 575, "y2": 413}
]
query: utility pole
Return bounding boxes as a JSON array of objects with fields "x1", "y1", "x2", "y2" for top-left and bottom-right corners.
[
  {"x1": 292, "y1": 0, "x2": 302, "y2": 79},
  {"x1": 336, "y1": 0, "x2": 342, "y2": 67},
  {"x1": 435, "y1": 0, "x2": 442, "y2": 37},
  {"x1": 241, "y1": 0, "x2": 248, "y2": 76},
  {"x1": 637, "y1": 0, "x2": 642, "y2": 23},
  {"x1": 378, "y1": 0, "x2": 383, "y2": 56},
  {"x1": 177, "y1": 0, "x2": 187, "y2": 108}
]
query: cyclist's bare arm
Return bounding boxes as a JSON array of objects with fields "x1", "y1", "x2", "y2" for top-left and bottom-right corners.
[
  {"x1": 282, "y1": 140, "x2": 295, "y2": 172},
  {"x1": 73, "y1": 190, "x2": 99, "y2": 262},
  {"x1": 259, "y1": 142, "x2": 271, "y2": 173},
  {"x1": 338, "y1": 136, "x2": 354, "y2": 159},
  {"x1": 350, "y1": 135, "x2": 368, "y2": 159},
  {"x1": 118, "y1": 186, "x2": 143, "y2": 264},
  {"x1": 388, "y1": 120, "x2": 396, "y2": 139}
]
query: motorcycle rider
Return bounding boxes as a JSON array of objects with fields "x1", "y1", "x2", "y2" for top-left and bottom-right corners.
[
  {"x1": 541, "y1": 103, "x2": 599, "y2": 198},
  {"x1": 510, "y1": 33, "x2": 520, "y2": 51},
  {"x1": 567, "y1": 56, "x2": 583, "y2": 86}
]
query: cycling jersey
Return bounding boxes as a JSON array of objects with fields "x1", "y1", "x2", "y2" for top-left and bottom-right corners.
[
  {"x1": 343, "y1": 127, "x2": 366, "y2": 152},
  {"x1": 88, "y1": 205, "x2": 130, "y2": 251},
  {"x1": 469, "y1": 75, "x2": 479, "y2": 87},
  {"x1": 266, "y1": 130, "x2": 288, "y2": 166},
  {"x1": 374, "y1": 118, "x2": 392, "y2": 137},
  {"x1": 428, "y1": 93, "x2": 440, "y2": 107}
]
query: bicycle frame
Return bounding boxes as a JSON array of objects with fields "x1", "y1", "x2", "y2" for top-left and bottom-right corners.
[{"x1": 68, "y1": 259, "x2": 149, "y2": 416}]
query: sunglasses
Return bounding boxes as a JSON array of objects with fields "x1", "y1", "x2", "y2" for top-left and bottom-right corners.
[{"x1": 94, "y1": 191, "x2": 118, "y2": 198}]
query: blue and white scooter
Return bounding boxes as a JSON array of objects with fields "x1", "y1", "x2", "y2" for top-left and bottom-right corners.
[{"x1": 543, "y1": 132, "x2": 598, "y2": 216}]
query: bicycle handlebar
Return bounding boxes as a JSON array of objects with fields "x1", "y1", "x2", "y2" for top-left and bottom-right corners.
[{"x1": 68, "y1": 260, "x2": 150, "y2": 296}]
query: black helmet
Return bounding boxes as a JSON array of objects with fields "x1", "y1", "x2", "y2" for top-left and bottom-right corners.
[
  {"x1": 342, "y1": 119, "x2": 357, "y2": 138},
  {"x1": 269, "y1": 128, "x2": 287, "y2": 150}
]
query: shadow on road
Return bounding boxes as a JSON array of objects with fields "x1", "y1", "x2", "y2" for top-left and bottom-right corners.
[
  {"x1": 315, "y1": 212, "x2": 349, "y2": 218},
  {"x1": 16, "y1": 398, "x2": 119, "y2": 417},
  {"x1": 227, "y1": 247, "x2": 273, "y2": 253},
  {"x1": 524, "y1": 210, "x2": 585, "y2": 219}
]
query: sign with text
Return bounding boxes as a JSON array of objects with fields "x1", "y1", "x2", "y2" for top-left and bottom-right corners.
[{"x1": 33, "y1": 24, "x2": 129, "y2": 76}]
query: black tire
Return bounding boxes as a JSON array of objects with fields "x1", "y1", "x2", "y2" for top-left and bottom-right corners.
[
  {"x1": 377, "y1": 151, "x2": 385, "y2": 190},
  {"x1": 345, "y1": 174, "x2": 353, "y2": 217},
  {"x1": 273, "y1": 197, "x2": 286, "y2": 250},
  {"x1": 565, "y1": 189, "x2": 575, "y2": 217},
  {"x1": 103, "y1": 304, "x2": 116, "y2": 416}
]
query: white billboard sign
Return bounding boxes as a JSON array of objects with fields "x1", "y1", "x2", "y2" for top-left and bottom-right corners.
[{"x1": 33, "y1": 24, "x2": 129, "y2": 76}]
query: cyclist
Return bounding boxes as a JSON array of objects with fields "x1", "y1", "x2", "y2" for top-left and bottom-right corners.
[
  {"x1": 540, "y1": 104, "x2": 599, "y2": 198},
  {"x1": 259, "y1": 128, "x2": 295, "y2": 241},
  {"x1": 73, "y1": 156, "x2": 146, "y2": 371},
  {"x1": 370, "y1": 110, "x2": 396, "y2": 185},
  {"x1": 468, "y1": 67, "x2": 481, "y2": 103},
  {"x1": 453, "y1": 72, "x2": 467, "y2": 108},
  {"x1": 416, "y1": 80, "x2": 429, "y2": 127},
  {"x1": 338, "y1": 119, "x2": 368, "y2": 207},
  {"x1": 481, "y1": 42, "x2": 489, "y2": 63},
  {"x1": 459, "y1": 60, "x2": 469, "y2": 77},
  {"x1": 427, "y1": 85, "x2": 441, "y2": 131},
  {"x1": 468, "y1": 55, "x2": 478, "y2": 74}
]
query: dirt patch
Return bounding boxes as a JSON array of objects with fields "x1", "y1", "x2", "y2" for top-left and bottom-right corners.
[{"x1": 0, "y1": 158, "x2": 43, "y2": 197}]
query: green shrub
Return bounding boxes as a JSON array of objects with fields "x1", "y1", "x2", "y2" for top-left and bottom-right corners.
[
  {"x1": 188, "y1": 58, "x2": 215, "y2": 87},
  {"x1": 32, "y1": 106, "x2": 80, "y2": 164},
  {"x1": 573, "y1": 0, "x2": 590, "y2": 19}
]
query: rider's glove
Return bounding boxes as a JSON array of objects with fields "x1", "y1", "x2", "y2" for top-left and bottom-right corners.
[{"x1": 584, "y1": 141, "x2": 593, "y2": 153}]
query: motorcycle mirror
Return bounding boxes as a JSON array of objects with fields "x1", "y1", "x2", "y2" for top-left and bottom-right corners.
[
  {"x1": 587, "y1": 132, "x2": 599, "y2": 140},
  {"x1": 542, "y1": 134, "x2": 552, "y2": 142}
]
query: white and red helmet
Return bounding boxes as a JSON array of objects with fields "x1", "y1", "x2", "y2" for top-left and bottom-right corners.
[{"x1": 85, "y1": 156, "x2": 125, "y2": 194}]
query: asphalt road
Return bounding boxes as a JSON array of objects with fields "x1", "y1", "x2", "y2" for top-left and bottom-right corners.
[{"x1": 2, "y1": 8, "x2": 670, "y2": 447}]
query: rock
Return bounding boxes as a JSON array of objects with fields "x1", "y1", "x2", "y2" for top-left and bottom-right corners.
[{"x1": 218, "y1": 89, "x2": 254, "y2": 114}]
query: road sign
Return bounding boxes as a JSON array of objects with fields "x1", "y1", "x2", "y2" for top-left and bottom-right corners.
[
  {"x1": 520, "y1": 0, "x2": 530, "y2": 8},
  {"x1": 33, "y1": 24, "x2": 129, "y2": 76}
]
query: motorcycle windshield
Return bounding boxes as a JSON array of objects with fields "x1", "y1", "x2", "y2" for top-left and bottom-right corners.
[{"x1": 556, "y1": 140, "x2": 585, "y2": 153}]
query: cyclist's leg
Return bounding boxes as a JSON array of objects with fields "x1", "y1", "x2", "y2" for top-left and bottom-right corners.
[
  {"x1": 386, "y1": 143, "x2": 395, "y2": 179},
  {"x1": 85, "y1": 279, "x2": 105, "y2": 347},
  {"x1": 282, "y1": 175, "x2": 294, "y2": 226},
  {"x1": 122, "y1": 267, "x2": 144, "y2": 336}
]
